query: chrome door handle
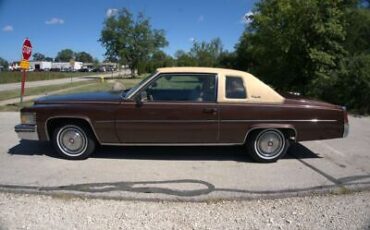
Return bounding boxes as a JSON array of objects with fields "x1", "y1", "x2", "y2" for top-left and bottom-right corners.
[{"x1": 203, "y1": 108, "x2": 218, "y2": 114}]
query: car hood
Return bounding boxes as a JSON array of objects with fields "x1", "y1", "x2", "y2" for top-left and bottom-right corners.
[{"x1": 34, "y1": 91, "x2": 125, "y2": 104}]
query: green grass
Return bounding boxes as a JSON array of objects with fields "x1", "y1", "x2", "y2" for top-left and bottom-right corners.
[
  {"x1": 0, "y1": 101, "x2": 34, "y2": 111},
  {"x1": 0, "y1": 81, "x2": 96, "y2": 101},
  {"x1": 0, "y1": 71, "x2": 97, "y2": 84},
  {"x1": 62, "y1": 79, "x2": 141, "y2": 94},
  {"x1": 0, "y1": 73, "x2": 148, "y2": 101}
]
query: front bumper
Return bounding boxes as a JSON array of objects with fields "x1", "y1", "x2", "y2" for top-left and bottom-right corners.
[{"x1": 14, "y1": 124, "x2": 39, "y2": 141}]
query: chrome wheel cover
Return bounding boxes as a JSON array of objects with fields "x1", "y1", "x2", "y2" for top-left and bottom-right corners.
[
  {"x1": 56, "y1": 125, "x2": 88, "y2": 157},
  {"x1": 254, "y1": 129, "x2": 285, "y2": 160}
]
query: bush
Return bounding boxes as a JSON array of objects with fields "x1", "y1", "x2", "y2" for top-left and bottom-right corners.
[{"x1": 334, "y1": 54, "x2": 370, "y2": 114}]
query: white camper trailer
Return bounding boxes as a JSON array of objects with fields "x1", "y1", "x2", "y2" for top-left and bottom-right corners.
[{"x1": 51, "y1": 62, "x2": 83, "y2": 71}]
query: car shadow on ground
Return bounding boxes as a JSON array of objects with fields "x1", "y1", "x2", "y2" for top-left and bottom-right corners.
[{"x1": 8, "y1": 140, "x2": 321, "y2": 162}]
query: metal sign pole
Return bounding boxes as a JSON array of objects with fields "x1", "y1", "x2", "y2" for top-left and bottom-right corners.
[
  {"x1": 20, "y1": 38, "x2": 32, "y2": 107},
  {"x1": 20, "y1": 69, "x2": 26, "y2": 106},
  {"x1": 70, "y1": 59, "x2": 74, "y2": 83}
]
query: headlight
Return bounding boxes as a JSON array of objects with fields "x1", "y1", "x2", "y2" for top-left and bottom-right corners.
[{"x1": 20, "y1": 113, "x2": 36, "y2": 125}]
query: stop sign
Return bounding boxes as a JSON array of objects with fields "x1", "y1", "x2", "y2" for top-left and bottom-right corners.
[{"x1": 22, "y1": 38, "x2": 32, "y2": 60}]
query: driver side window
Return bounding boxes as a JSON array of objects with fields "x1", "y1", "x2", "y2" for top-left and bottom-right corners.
[{"x1": 144, "y1": 74, "x2": 216, "y2": 102}]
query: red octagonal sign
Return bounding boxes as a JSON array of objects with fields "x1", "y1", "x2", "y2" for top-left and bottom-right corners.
[{"x1": 22, "y1": 38, "x2": 32, "y2": 61}]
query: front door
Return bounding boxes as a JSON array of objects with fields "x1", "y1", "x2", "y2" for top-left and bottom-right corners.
[{"x1": 115, "y1": 73, "x2": 219, "y2": 143}]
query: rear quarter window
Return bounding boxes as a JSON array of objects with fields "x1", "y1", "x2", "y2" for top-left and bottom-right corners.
[{"x1": 226, "y1": 76, "x2": 247, "y2": 99}]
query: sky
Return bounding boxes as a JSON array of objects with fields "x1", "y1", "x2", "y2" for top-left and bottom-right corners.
[{"x1": 0, "y1": 0, "x2": 257, "y2": 62}]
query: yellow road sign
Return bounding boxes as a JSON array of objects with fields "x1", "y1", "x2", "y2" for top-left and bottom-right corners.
[{"x1": 20, "y1": 60, "x2": 30, "y2": 70}]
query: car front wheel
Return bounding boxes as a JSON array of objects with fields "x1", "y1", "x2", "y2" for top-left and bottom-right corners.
[
  {"x1": 247, "y1": 129, "x2": 289, "y2": 163},
  {"x1": 53, "y1": 124, "x2": 96, "y2": 160}
]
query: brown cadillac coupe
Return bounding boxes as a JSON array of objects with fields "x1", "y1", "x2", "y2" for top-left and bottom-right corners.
[{"x1": 15, "y1": 67, "x2": 349, "y2": 162}]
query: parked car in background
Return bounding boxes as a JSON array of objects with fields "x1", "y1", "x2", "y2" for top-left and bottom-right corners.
[
  {"x1": 99, "y1": 66, "x2": 107, "y2": 72},
  {"x1": 79, "y1": 65, "x2": 94, "y2": 72},
  {"x1": 15, "y1": 67, "x2": 349, "y2": 162},
  {"x1": 78, "y1": 67, "x2": 92, "y2": 72}
]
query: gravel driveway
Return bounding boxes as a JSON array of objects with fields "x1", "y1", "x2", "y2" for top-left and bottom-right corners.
[{"x1": 0, "y1": 191, "x2": 369, "y2": 230}]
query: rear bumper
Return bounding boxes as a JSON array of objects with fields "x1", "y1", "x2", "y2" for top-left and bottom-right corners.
[{"x1": 14, "y1": 124, "x2": 39, "y2": 141}]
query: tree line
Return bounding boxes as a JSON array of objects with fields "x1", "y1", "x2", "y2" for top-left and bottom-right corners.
[
  {"x1": 32, "y1": 49, "x2": 98, "y2": 64},
  {"x1": 234, "y1": 0, "x2": 370, "y2": 114}
]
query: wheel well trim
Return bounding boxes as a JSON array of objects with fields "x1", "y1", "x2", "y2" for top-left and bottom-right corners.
[
  {"x1": 45, "y1": 116, "x2": 101, "y2": 144},
  {"x1": 243, "y1": 124, "x2": 298, "y2": 144}
]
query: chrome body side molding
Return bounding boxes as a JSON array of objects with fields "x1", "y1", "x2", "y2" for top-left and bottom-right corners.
[{"x1": 100, "y1": 142, "x2": 242, "y2": 146}]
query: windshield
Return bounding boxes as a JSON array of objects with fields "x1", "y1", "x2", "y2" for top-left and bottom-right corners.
[{"x1": 124, "y1": 72, "x2": 157, "y2": 98}]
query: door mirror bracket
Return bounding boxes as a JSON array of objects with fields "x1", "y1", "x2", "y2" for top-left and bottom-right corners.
[{"x1": 135, "y1": 91, "x2": 148, "y2": 107}]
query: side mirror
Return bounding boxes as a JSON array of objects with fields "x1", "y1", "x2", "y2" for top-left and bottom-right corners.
[
  {"x1": 135, "y1": 91, "x2": 147, "y2": 106},
  {"x1": 135, "y1": 95, "x2": 142, "y2": 106}
]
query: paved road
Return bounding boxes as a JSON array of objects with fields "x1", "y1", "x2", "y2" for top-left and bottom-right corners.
[
  {"x1": 0, "y1": 112, "x2": 369, "y2": 200},
  {"x1": 0, "y1": 72, "x2": 123, "y2": 92}
]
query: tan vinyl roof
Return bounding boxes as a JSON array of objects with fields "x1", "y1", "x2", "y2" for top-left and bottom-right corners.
[
  {"x1": 157, "y1": 67, "x2": 285, "y2": 104},
  {"x1": 158, "y1": 67, "x2": 245, "y2": 75}
]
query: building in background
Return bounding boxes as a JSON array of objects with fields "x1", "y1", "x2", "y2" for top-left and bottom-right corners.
[
  {"x1": 8, "y1": 62, "x2": 20, "y2": 71},
  {"x1": 100, "y1": 62, "x2": 117, "y2": 72},
  {"x1": 51, "y1": 62, "x2": 83, "y2": 71},
  {"x1": 7, "y1": 61, "x2": 124, "y2": 73},
  {"x1": 30, "y1": 61, "x2": 52, "y2": 71}
]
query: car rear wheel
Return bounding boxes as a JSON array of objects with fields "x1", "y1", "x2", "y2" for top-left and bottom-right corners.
[
  {"x1": 53, "y1": 124, "x2": 96, "y2": 160},
  {"x1": 247, "y1": 129, "x2": 289, "y2": 163}
]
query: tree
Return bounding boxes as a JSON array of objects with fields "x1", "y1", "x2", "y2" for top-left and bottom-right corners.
[
  {"x1": 93, "y1": 58, "x2": 100, "y2": 68},
  {"x1": 332, "y1": 2, "x2": 370, "y2": 113},
  {"x1": 0, "y1": 57, "x2": 9, "y2": 70},
  {"x1": 33, "y1": 52, "x2": 53, "y2": 61},
  {"x1": 333, "y1": 54, "x2": 370, "y2": 114},
  {"x1": 237, "y1": 0, "x2": 347, "y2": 96},
  {"x1": 218, "y1": 51, "x2": 237, "y2": 69},
  {"x1": 144, "y1": 50, "x2": 174, "y2": 73},
  {"x1": 234, "y1": 33, "x2": 255, "y2": 72},
  {"x1": 189, "y1": 38, "x2": 223, "y2": 67},
  {"x1": 55, "y1": 49, "x2": 75, "y2": 62},
  {"x1": 174, "y1": 50, "x2": 197, "y2": 66},
  {"x1": 75, "y1": 51, "x2": 93, "y2": 63},
  {"x1": 100, "y1": 8, "x2": 168, "y2": 77},
  {"x1": 32, "y1": 52, "x2": 46, "y2": 61},
  {"x1": 45, "y1": 57, "x2": 54, "y2": 62},
  {"x1": 173, "y1": 39, "x2": 224, "y2": 67},
  {"x1": 344, "y1": 8, "x2": 370, "y2": 55},
  {"x1": 104, "y1": 57, "x2": 119, "y2": 63}
]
